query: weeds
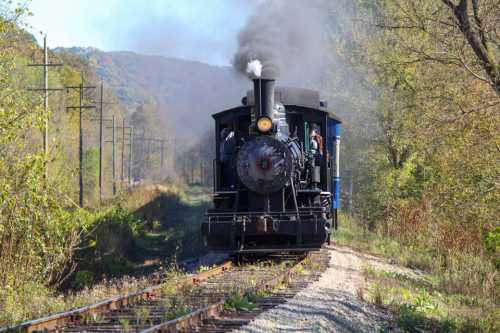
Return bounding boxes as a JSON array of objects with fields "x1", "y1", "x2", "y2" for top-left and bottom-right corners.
[
  {"x1": 412, "y1": 289, "x2": 438, "y2": 314},
  {"x1": 302, "y1": 257, "x2": 312, "y2": 266},
  {"x1": 272, "y1": 281, "x2": 287, "y2": 292},
  {"x1": 197, "y1": 265, "x2": 213, "y2": 273},
  {"x1": 361, "y1": 264, "x2": 377, "y2": 278},
  {"x1": 247, "y1": 289, "x2": 269, "y2": 303},
  {"x1": 0, "y1": 273, "x2": 160, "y2": 328},
  {"x1": 160, "y1": 267, "x2": 185, "y2": 297},
  {"x1": 338, "y1": 213, "x2": 498, "y2": 298},
  {"x1": 362, "y1": 265, "x2": 498, "y2": 332},
  {"x1": 369, "y1": 283, "x2": 384, "y2": 306},
  {"x1": 162, "y1": 304, "x2": 192, "y2": 321},
  {"x1": 119, "y1": 318, "x2": 130, "y2": 332},
  {"x1": 85, "y1": 313, "x2": 106, "y2": 324},
  {"x1": 134, "y1": 307, "x2": 151, "y2": 327},
  {"x1": 343, "y1": 213, "x2": 499, "y2": 332},
  {"x1": 295, "y1": 264, "x2": 307, "y2": 275},
  {"x1": 224, "y1": 293, "x2": 257, "y2": 312}
]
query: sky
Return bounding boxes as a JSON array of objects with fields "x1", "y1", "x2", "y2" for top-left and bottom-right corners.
[{"x1": 26, "y1": 0, "x2": 261, "y2": 66}]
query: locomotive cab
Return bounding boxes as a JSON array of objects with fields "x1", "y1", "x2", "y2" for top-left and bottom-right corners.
[{"x1": 203, "y1": 79, "x2": 342, "y2": 253}]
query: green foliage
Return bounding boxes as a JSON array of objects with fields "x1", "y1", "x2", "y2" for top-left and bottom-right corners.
[
  {"x1": 348, "y1": 220, "x2": 498, "y2": 333},
  {"x1": 73, "y1": 207, "x2": 143, "y2": 280},
  {"x1": 394, "y1": 302, "x2": 499, "y2": 333},
  {"x1": 411, "y1": 289, "x2": 438, "y2": 314},
  {"x1": 344, "y1": 0, "x2": 499, "y2": 311},
  {"x1": 74, "y1": 270, "x2": 94, "y2": 289},
  {"x1": 246, "y1": 289, "x2": 269, "y2": 303},
  {"x1": 369, "y1": 283, "x2": 384, "y2": 306},
  {"x1": 92, "y1": 207, "x2": 143, "y2": 257},
  {"x1": 134, "y1": 307, "x2": 151, "y2": 326},
  {"x1": 127, "y1": 185, "x2": 209, "y2": 262},
  {"x1": 130, "y1": 102, "x2": 167, "y2": 181},
  {"x1": 0, "y1": 5, "x2": 99, "y2": 325},
  {"x1": 224, "y1": 293, "x2": 257, "y2": 312},
  {"x1": 119, "y1": 318, "x2": 131, "y2": 332},
  {"x1": 484, "y1": 227, "x2": 500, "y2": 266},
  {"x1": 0, "y1": 3, "x2": 201, "y2": 327},
  {"x1": 162, "y1": 305, "x2": 191, "y2": 321}
]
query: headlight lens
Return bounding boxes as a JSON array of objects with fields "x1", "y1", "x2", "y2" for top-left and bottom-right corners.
[{"x1": 257, "y1": 116, "x2": 273, "y2": 133}]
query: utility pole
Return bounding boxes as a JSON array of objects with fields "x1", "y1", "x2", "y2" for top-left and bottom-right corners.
[
  {"x1": 349, "y1": 170, "x2": 354, "y2": 216},
  {"x1": 114, "y1": 119, "x2": 132, "y2": 185},
  {"x1": 128, "y1": 127, "x2": 134, "y2": 185},
  {"x1": 28, "y1": 35, "x2": 63, "y2": 179},
  {"x1": 200, "y1": 147, "x2": 203, "y2": 185},
  {"x1": 191, "y1": 154, "x2": 194, "y2": 184},
  {"x1": 66, "y1": 74, "x2": 96, "y2": 207},
  {"x1": 91, "y1": 82, "x2": 116, "y2": 204},
  {"x1": 121, "y1": 118, "x2": 126, "y2": 183},
  {"x1": 104, "y1": 115, "x2": 122, "y2": 197},
  {"x1": 147, "y1": 139, "x2": 151, "y2": 171},
  {"x1": 132, "y1": 137, "x2": 166, "y2": 180},
  {"x1": 172, "y1": 139, "x2": 177, "y2": 173},
  {"x1": 160, "y1": 139, "x2": 165, "y2": 168},
  {"x1": 111, "y1": 120, "x2": 132, "y2": 185},
  {"x1": 99, "y1": 81, "x2": 104, "y2": 204},
  {"x1": 111, "y1": 115, "x2": 116, "y2": 196},
  {"x1": 96, "y1": 113, "x2": 114, "y2": 202}
]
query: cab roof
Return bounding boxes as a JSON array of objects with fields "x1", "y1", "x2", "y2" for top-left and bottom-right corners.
[{"x1": 212, "y1": 86, "x2": 342, "y2": 123}]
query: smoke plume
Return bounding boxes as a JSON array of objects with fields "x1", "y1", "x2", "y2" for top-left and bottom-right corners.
[{"x1": 233, "y1": 0, "x2": 330, "y2": 82}]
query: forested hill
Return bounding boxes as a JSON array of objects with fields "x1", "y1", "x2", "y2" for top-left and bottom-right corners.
[{"x1": 56, "y1": 47, "x2": 248, "y2": 138}]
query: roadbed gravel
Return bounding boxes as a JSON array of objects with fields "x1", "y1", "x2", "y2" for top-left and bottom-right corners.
[{"x1": 234, "y1": 245, "x2": 415, "y2": 333}]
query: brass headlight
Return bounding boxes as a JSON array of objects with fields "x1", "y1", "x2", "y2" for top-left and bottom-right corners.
[{"x1": 257, "y1": 116, "x2": 273, "y2": 133}]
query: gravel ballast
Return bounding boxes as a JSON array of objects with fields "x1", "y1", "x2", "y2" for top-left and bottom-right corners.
[{"x1": 234, "y1": 245, "x2": 401, "y2": 333}]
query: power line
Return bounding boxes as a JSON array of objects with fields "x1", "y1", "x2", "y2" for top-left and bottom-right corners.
[
  {"x1": 99, "y1": 82, "x2": 105, "y2": 204},
  {"x1": 90, "y1": 82, "x2": 115, "y2": 205},
  {"x1": 128, "y1": 128, "x2": 134, "y2": 186},
  {"x1": 27, "y1": 35, "x2": 63, "y2": 180},
  {"x1": 106, "y1": 117, "x2": 133, "y2": 195},
  {"x1": 114, "y1": 120, "x2": 132, "y2": 186},
  {"x1": 65, "y1": 73, "x2": 96, "y2": 207},
  {"x1": 105, "y1": 115, "x2": 117, "y2": 196}
]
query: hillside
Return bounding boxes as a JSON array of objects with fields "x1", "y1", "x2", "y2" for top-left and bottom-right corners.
[{"x1": 56, "y1": 47, "x2": 248, "y2": 139}]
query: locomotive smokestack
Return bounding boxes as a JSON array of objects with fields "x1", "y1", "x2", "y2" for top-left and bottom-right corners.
[{"x1": 253, "y1": 78, "x2": 275, "y2": 122}]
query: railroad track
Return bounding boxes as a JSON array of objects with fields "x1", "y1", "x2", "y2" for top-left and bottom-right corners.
[{"x1": 2, "y1": 249, "x2": 329, "y2": 333}]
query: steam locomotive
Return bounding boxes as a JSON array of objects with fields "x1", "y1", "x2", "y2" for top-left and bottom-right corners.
[{"x1": 202, "y1": 79, "x2": 342, "y2": 253}]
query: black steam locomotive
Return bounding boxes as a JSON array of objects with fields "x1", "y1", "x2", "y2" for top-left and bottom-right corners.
[{"x1": 202, "y1": 79, "x2": 342, "y2": 253}]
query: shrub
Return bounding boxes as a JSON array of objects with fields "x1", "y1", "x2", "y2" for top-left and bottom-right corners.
[
  {"x1": 74, "y1": 270, "x2": 94, "y2": 289},
  {"x1": 224, "y1": 293, "x2": 257, "y2": 312},
  {"x1": 91, "y1": 207, "x2": 143, "y2": 258}
]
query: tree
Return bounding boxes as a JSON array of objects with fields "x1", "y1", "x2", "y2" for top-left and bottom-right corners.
[
  {"x1": 441, "y1": 0, "x2": 500, "y2": 93},
  {"x1": 350, "y1": 0, "x2": 499, "y2": 261},
  {"x1": 0, "y1": 5, "x2": 88, "y2": 320}
]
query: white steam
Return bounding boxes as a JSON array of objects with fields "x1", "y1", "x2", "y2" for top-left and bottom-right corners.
[{"x1": 246, "y1": 59, "x2": 263, "y2": 78}]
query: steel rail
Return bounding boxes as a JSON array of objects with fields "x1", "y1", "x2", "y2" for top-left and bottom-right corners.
[
  {"x1": 0, "y1": 261, "x2": 233, "y2": 333},
  {"x1": 139, "y1": 252, "x2": 311, "y2": 333}
]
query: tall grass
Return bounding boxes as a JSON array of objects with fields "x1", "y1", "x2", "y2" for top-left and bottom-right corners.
[
  {"x1": 336, "y1": 214, "x2": 498, "y2": 302},
  {"x1": 0, "y1": 183, "x2": 208, "y2": 328},
  {"x1": 0, "y1": 274, "x2": 158, "y2": 327},
  {"x1": 338, "y1": 213, "x2": 499, "y2": 332}
]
